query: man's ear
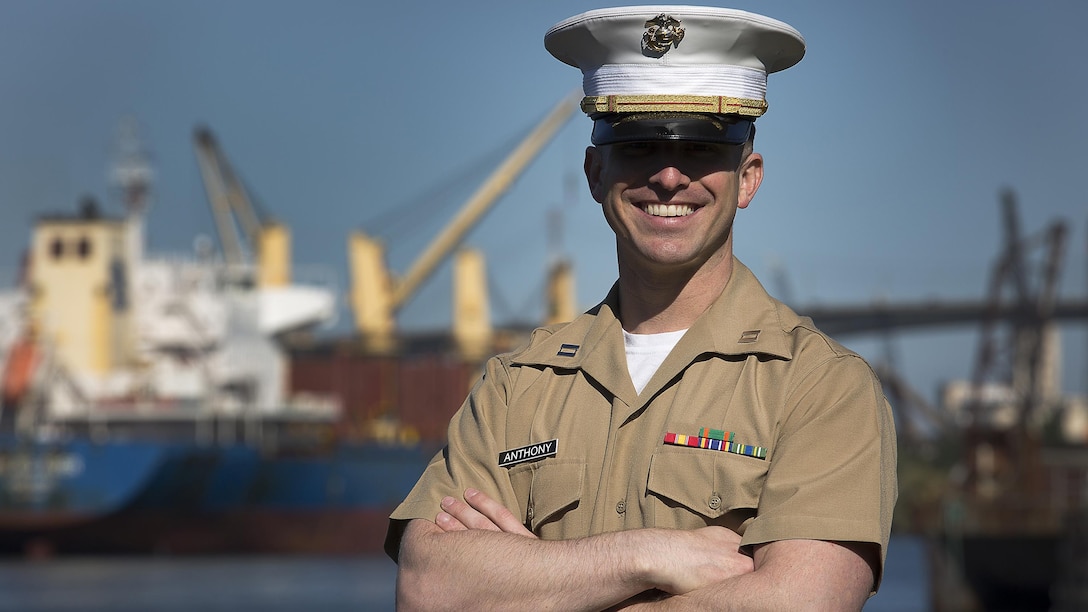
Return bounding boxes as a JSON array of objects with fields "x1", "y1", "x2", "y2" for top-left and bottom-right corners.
[
  {"x1": 584, "y1": 146, "x2": 606, "y2": 204},
  {"x1": 737, "y1": 152, "x2": 763, "y2": 210}
]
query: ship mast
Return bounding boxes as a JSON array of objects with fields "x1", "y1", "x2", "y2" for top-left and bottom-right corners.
[
  {"x1": 111, "y1": 117, "x2": 154, "y2": 262},
  {"x1": 110, "y1": 117, "x2": 154, "y2": 366}
]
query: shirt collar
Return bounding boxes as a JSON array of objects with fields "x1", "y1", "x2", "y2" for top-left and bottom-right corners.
[{"x1": 514, "y1": 257, "x2": 799, "y2": 373}]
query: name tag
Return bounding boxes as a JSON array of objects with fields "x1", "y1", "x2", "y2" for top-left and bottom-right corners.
[{"x1": 498, "y1": 439, "x2": 558, "y2": 468}]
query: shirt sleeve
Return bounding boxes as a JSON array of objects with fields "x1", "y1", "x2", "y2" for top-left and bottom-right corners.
[
  {"x1": 385, "y1": 355, "x2": 520, "y2": 560},
  {"x1": 740, "y1": 352, "x2": 898, "y2": 586}
]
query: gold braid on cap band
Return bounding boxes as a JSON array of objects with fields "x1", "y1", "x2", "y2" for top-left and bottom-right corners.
[{"x1": 581, "y1": 95, "x2": 767, "y2": 117}]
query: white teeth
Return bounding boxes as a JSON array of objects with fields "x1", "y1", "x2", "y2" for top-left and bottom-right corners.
[{"x1": 644, "y1": 203, "x2": 695, "y2": 217}]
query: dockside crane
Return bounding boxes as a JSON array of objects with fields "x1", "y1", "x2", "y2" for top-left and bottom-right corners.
[
  {"x1": 958, "y1": 188, "x2": 1069, "y2": 530},
  {"x1": 349, "y1": 92, "x2": 580, "y2": 357}
]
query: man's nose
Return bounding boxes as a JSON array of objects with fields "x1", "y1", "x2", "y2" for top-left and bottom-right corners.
[{"x1": 649, "y1": 164, "x2": 690, "y2": 191}]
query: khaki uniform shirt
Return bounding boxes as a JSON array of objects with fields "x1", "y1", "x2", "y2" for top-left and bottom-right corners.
[{"x1": 388, "y1": 259, "x2": 897, "y2": 582}]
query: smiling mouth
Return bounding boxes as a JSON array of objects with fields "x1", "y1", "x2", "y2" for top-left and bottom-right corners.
[{"x1": 642, "y1": 203, "x2": 696, "y2": 217}]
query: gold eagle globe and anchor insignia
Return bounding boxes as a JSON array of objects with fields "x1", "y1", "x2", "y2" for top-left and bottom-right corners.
[{"x1": 642, "y1": 14, "x2": 685, "y2": 55}]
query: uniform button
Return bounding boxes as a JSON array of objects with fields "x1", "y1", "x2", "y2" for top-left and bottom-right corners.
[
  {"x1": 526, "y1": 505, "x2": 535, "y2": 521},
  {"x1": 708, "y1": 494, "x2": 722, "y2": 510},
  {"x1": 616, "y1": 500, "x2": 627, "y2": 514}
]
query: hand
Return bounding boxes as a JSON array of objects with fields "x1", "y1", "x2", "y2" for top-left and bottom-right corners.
[
  {"x1": 435, "y1": 488, "x2": 537, "y2": 539},
  {"x1": 643, "y1": 526, "x2": 754, "y2": 595}
]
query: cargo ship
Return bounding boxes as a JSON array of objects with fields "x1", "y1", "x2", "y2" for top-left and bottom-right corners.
[
  {"x1": 0, "y1": 190, "x2": 449, "y2": 555},
  {"x1": 0, "y1": 98, "x2": 577, "y2": 556},
  {"x1": 0, "y1": 120, "x2": 469, "y2": 556}
]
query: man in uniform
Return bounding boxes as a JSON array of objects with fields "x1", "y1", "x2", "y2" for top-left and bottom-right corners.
[{"x1": 385, "y1": 6, "x2": 897, "y2": 610}]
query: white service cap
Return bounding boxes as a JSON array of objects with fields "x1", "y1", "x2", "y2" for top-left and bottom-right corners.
[{"x1": 545, "y1": 6, "x2": 805, "y2": 143}]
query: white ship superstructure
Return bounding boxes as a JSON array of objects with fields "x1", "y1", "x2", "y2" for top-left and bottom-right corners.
[{"x1": 0, "y1": 120, "x2": 338, "y2": 440}]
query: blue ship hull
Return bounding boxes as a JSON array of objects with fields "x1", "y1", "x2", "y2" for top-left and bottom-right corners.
[{"x1": 0, "y1": 437, "x2": 434, "y2": 555}]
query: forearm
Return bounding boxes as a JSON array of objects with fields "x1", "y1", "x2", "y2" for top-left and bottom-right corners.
[
  {"x1": 616, "y1": 574, "x2": 849, "y2": 612},
  {"x1": 615, "y1": 540, "x2": 875, "y2": 612},
  {"x1": 396, "y1": 519, "x2": 657, "y2": 612}
]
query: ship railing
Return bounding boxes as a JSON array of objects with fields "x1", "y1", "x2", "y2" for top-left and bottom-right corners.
[
  {"x1": 942, "y1": 494, "x2": 1078, "y2": 537},
  {"x1": 287, "y1": 264, "x2": 339, "y2": 293},
  {"x1": 209, "y1": 260, "x2": 339, "y2": 295},
  {"x1": 46, "y1": 394, "x2": 342, "y2": 451},
  {"x1": 141, "y1": 253, "x2": 339, "y2": 300}
]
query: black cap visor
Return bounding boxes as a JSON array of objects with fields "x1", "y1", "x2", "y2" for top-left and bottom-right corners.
[{"x1": 591, "y1": 113, "x2": 753, "y2": 146}]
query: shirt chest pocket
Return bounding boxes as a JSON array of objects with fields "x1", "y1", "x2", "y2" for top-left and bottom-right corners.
[
  {"x1": 647, "y1": 447, "x2": 768, "y2": 532},
  {"x1": 509, "y1": 460, "x2": 586, "y2": 538}
]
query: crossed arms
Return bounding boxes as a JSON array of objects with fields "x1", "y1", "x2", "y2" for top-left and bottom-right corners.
[{"x1": 392, "y1": 488, "x2": 878, "y2": 612}]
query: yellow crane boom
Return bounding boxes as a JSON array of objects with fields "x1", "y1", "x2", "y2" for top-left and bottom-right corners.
[
  {"x1": 390, "y1": 91, "x2": 580, "y2": 310},
  {"x1": 350, "y1": 92, "x2": 579, "y2": 353}
]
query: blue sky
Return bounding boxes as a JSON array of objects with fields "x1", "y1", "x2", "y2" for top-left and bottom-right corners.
[{"x1": 1, "y1": 0, "x2": 1086, "y2": 405}]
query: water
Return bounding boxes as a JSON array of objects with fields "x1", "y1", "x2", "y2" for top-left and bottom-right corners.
[
  {"x1": 0, "y1": 556, "x2": 398, "y2": 611},
  {"x1": 0, "y1": 536, "x2": 928, "y2": 611},
  {"x1": 867, "y1": 535, "x2": 931, "y2": 611}
]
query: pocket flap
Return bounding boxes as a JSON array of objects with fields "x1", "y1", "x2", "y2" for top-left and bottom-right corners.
[
  {"x1": 527, "y1": 460, "x2": 585, "y2": 529},
  {"x1": 647, "y1": 448, "x2": 765, "y2": 519}
]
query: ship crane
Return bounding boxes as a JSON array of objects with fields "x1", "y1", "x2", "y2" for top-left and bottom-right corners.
[
  {"x1": 192, "y1": 127, "x2": 335, "y2": 335},
  {"x1": 349, "y1": 92, "x2": 580, "y2": 357},
  {"x1": 192, "y1": 127, "x2": 286, "y2": 287}
]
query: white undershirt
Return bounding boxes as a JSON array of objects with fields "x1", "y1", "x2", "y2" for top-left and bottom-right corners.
[{"x1": 623, "y1": 328, "x2": 688, "y2": 394}]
